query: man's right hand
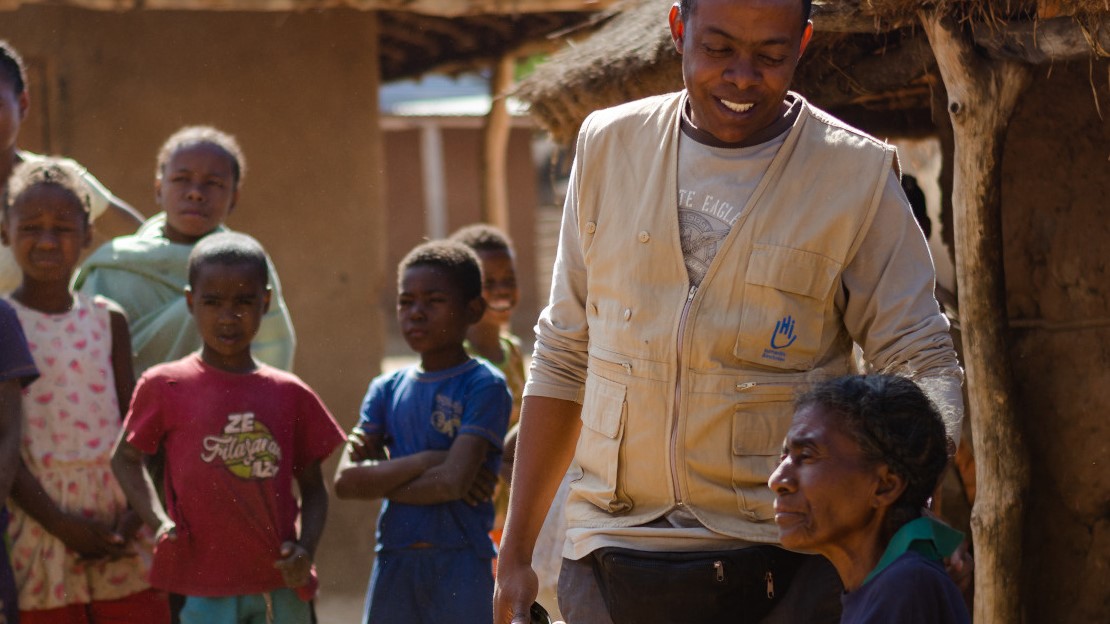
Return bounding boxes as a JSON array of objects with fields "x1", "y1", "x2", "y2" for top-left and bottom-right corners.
[{"x1": 493, "y1": 556, "x2": 540, "y2": 624}]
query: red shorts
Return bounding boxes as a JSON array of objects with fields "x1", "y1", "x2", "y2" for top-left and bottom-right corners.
[{"x1": 19, "y1": 588, "x2": 170, "y2": 624}]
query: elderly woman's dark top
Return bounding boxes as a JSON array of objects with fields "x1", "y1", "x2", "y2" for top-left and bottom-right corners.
[{"x1": 840, "y1": 517, "x2": 970, "y2": 624}]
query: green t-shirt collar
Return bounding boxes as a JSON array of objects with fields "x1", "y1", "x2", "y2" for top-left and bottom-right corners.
[{"x1": 862, "y1": 516, "x2": 964, "y2": 587}]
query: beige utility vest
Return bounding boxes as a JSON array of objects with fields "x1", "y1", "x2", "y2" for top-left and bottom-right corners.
[{"x1": 567, "y1": 92, "x2": 896, "y2": 543}]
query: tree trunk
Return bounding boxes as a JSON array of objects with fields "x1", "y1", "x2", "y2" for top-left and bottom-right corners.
[
  {"x1": 919, "y1": 11, "x2": 1032, "y2": 624},
  {"x1": 481, "y1": 55, "x2": 514, "y2": 230}
]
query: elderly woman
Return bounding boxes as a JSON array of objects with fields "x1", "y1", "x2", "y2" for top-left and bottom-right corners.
[{"x1": 769, "y1": 375, "x2": 970, "y2": 623}]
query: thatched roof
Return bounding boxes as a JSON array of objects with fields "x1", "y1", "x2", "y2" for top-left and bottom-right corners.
[
  {"x1": 0, "y1": 0, "x2": 613, "y2": 14},
  {"x1": 379, "y1": 10, "x2": 601, "y2": 81},
  {"x1": 515, "y1": 0, "x2": 1110, "y2": 144}
]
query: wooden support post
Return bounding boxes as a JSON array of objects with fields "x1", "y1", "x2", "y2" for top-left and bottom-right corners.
[
  {"x1": 481, "y1": 55, "x2": 514, "y2": 231},
  {"x1": 919, "y1": 11, "x2": 1032, "y2": 624}
]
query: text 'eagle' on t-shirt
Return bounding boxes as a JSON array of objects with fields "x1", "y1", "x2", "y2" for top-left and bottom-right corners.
[{"x1": 677, "y1": 100, "x2": 798, "y2": 287}]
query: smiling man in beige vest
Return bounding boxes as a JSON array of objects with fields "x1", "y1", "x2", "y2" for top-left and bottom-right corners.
[{"x1": 494, "y1": 1, "x2": 964, "y2": 622}]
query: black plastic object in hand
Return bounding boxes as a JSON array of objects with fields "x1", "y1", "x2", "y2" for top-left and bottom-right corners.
[{"x1": 530, "y1": 601, "x2": 553, "y2": 624}]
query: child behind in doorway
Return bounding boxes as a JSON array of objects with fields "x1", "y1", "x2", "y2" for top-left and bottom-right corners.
[
  {"x1": 448, "y1": 224, "x2": 525, "y2": 429},
  {"x1": 74, "y1": 125, "x2": 295, "y2": 376},
  {"x1": 0, "y1": 40, "x2": 144, "y2": 294},
  {"x1": 111, "y1": 232, "x2": 345, "y2": 624},
  {"x1": 334, "y1": 240, "x2": 511, "y2": 624},
  {"x1": 1, "y1": 159, "x2": 169, "y2": 623}
]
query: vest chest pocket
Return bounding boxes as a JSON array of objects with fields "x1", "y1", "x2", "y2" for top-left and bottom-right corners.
[
  {"x1": 574, "y1": 371, "x2": 631, "y2": 514},
  {"x1": 734, "y1": 245, "x2": 841, "y2": 371}
]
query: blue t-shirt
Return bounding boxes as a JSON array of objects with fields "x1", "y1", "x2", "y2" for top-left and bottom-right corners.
[
  {"x1": 841, "y1": 517, "x2": 970, "y2": 624},
  {"x1": 358, "y1": 358, "x2": 511, "y2": 557},
  {"x1": 841, "y1": 551, "x2": 969, "y2": 624}
]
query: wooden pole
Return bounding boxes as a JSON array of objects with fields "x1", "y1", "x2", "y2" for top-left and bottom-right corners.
[
  {"x1": 918, "y1": 11, "x2": 1032, "y2": 624},
  {"x1": 481, "y1": 55, "x2": 514, "y2": 231}
]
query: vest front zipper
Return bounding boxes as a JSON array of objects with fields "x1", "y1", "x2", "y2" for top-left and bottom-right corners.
[{"x1": 670, "y1": 284, "x2": 698, "y2": 505}]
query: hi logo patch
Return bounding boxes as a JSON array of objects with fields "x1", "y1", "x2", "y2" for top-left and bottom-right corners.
[
  {"x1": 201, "y1": 412, "x2": 282, "y2": 479},
  {"x1": 762, "y1": 315, "x2": 797, "y2": 363}
]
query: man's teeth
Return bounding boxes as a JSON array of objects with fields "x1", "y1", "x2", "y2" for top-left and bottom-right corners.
[{"x1": 721, "y1": 100, "x2": 753, "y2": 113}]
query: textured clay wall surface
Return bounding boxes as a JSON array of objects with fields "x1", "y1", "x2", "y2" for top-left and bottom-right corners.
[
  {"x1": 1, "y1": 5, "x2": 386, "y2": 601},
  {"x1": 1001, "y1": 59, "x2": 1110, "y2": 623}
]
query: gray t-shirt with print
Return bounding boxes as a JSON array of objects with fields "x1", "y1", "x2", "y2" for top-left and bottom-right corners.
[{"x1": 677, "y1": 111, "x2": 793, "y2": 287}]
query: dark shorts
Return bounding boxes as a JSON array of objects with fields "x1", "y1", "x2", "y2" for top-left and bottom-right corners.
[{"x1": 364, "y1": 548, "x2": 493, "y2": 624}]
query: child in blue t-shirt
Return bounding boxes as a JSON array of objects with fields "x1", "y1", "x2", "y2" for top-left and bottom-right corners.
[{"x1": 335, "y1": 240, "x2": 511, "y2": 624}]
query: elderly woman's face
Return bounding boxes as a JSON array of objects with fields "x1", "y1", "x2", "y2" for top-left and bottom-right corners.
[{"x1": 769, "y1": 404, "x2": 885, "y2": 555}]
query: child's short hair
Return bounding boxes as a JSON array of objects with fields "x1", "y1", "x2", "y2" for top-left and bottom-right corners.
[
  {"x1": 156, "y1": 125, "x2": 247, "y2": 187},
  {"x1": 187, "y1": 232, "x2": 269, "y2": 289},
  {"x1": 2, "y1": 158, "x2": 91, "y2": 222},
  {"x1": 0, "y1": 40, "x2": 27, "y2": 95},
  {"x1": 449, "y1": 223, "x2": 514, "y2": 255},
  {"x1": 398, "y1": 240, "x2": 483, "y2": 301}
]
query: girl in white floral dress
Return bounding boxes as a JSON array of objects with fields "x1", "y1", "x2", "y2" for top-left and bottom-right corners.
[{"x1": 1, "y1": 159, "x2": 169, "y2": 623}]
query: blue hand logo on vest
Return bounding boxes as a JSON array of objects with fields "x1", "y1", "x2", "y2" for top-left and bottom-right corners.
[{"x1": 762, "y1": 315, "x2": 797, "y2": 363}]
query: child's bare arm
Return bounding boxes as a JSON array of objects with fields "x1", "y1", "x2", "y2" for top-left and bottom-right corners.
[
  {"x1": 0, "y1": 379, "x2": 20, "y2": 502},
  {"x1": 107, "y1": 308, "x2": 135, "y2": 420},
  {"x1": 386, "y1": 434, "x2": 494, "y2": 505},
  {"x1": 294, "y1": 460, "x2": 328, "y2": 562},
  {"x1": 333, "y1": 431, "x2": 448, "y2": 500},
  {"x1": 110, "y1": 436, "x2": 174, "y2": 540},
  {"x1": 10, "y1": 460, "x2": 129, "y2": 559},
  {"x1": 274, "y1": 460, "x2": 328, "y2": 589}
]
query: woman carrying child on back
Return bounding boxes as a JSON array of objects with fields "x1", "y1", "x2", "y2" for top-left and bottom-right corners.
[
  {"x1": 1, "y1": 158, "x2": 170, "y2": 623},
  {"x1": 74, "y1": 125, "x2": 295, "y2": 376}
]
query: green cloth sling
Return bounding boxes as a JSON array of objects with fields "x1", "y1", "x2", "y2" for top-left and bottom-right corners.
[
  {"x1": 862, "y1": 516, "x2": 965, "y2": 587},
  {"x1": 74, "y1": 213, "x2": 296, "y2": 375}
]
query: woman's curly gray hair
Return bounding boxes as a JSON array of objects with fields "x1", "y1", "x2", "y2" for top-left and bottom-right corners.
[{"x1": 795, "y1": 375, "x2": 950, "y2": 539}]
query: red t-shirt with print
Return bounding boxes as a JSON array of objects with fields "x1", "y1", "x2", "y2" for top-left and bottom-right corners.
[{"x1": 124, "y1": 354, "x2": 344, "y2": 596}]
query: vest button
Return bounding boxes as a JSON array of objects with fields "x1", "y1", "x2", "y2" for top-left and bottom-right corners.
[
  {"x1": 585, "y1": 221, "x2": 597, "y2": 234},
  {"x1": 638, "y1": 230, "x2": 650, "y2": 243},
  {"x1": 623, "y1": 308, "x2": 632, "y2": 321}
]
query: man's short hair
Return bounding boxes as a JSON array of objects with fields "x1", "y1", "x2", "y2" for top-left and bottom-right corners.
[{"x1": 678, "y1": 0, "x2": 812, "y2": 31}]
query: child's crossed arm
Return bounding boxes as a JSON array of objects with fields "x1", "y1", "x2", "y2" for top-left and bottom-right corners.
[{"x1": 334, "y1": 430, "x2": 495, "y2": 505}]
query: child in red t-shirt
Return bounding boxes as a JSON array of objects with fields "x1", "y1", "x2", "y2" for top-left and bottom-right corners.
[{"x1": 111, "y1": 232, "x2": 344, "y2": 624}]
